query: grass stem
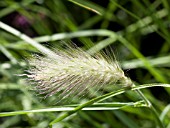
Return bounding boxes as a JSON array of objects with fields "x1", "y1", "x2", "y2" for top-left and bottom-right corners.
[{"x1": 134, "y1": 84, "x2": 164, "y2": 128}]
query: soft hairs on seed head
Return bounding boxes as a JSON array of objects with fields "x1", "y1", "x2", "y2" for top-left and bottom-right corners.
[{"x1": 26, "y1": 48, "x2": 131, "y2": 103}]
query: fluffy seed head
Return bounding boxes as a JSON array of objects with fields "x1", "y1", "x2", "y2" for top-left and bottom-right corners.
[{"x1": 26, "y1": 48, "x2": 132, "y2": 103}]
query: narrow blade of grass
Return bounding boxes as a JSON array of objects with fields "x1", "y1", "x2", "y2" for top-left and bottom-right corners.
[{"x1": 68, "y1": 0, "x2": 104, "y2": 15}]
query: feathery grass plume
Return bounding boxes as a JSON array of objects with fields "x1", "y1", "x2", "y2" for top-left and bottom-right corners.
[{"x1": 26, "y1": 47, "x2": 132, "y2": 104}]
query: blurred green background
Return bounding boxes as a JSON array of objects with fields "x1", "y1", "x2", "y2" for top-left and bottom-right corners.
[{"x1": 0, "y1": 0, "x2": 170, "y2": 128}]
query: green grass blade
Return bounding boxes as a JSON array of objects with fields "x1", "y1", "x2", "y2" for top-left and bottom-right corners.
[
  {"x1": 68, "y1": 0, "x2": 104, "y2": 15},
  {"x1": 0, "y1": 21, "x2": 55, "y2": 57},
  {"x1": 160, "y1": 104, "x2": 170, "y2": 121},
  {"x1": 0, "y1": 101, "x2": 145, "y2": 117},
  {"x1": 122, "y1": 54, "x2": 170, "y2": 69},
  {"x1": 114, "y1": 110, "x2": 140, "y2": 128},
  {"x1": 117, "y1": 35, "x2": 167, "y2": 83},
  {"x1": 0, "y1": 45, "x2": 17, "y2": 64},
  {"x1": 0, "y1": 0, "x2": 35, "y2": 18},
  {"x1": 50, "y1": 83, "x2": 170, "y2": 126}
]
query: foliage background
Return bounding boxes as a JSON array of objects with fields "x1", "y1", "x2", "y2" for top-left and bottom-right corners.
[{"x1": 0, "y1": 0, "x2": 170, "y2": 128}]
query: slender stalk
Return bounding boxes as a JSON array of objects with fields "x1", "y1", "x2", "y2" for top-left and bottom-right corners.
[
  {"x1": 49, "y1": 88, "x2": 126, "y2": 126},
  {"x1": 134, "y1": 84, "x2": 164, "y2": 128}
]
